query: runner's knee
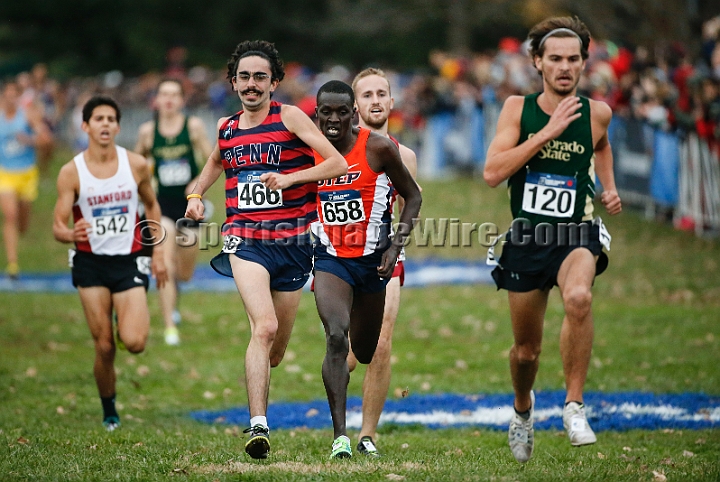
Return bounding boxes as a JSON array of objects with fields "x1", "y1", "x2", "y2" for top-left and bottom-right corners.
[
  {"x1": 371, "y1": 335, "x2": 392, "y2": 365},
  {"x1": 175, "y1": 267, "x2": 194, "y2": 282},
  {"x1": 564, "y1": 287, "x2": 592, "y2": 320},
  {"x1": 2, "y1": 207, "x2": 18, "y2": 225},
  {"x1": 269, "y1": 346, "x2": 286, "y2": 367},
  {"x1": 326, "y1": 330, "x2": 349, "y2": 357},
  {"x1": 122, "y1": 334, "x2": 147, "y2": 354},
  {"x1": 514, "y1": 342, "x2": 541, "y2": 365},
  {"x1": 95, "y1": 339, "x2": 115, "y2": 360},
  {"x1": 252, "y1": 320, "x2": 278, "y2": 346}
]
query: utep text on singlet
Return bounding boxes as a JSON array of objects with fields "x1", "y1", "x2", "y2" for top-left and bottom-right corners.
[
  {"x1": 72, "y1": 147, "x2": 143, "y2": 255},
  {"x1": 0, "y1": 107, "x2": 36, "y2": 171},
  {"x1": 313, "y1": 127, "x2": 393, "y2": 257},
  {"x1": 508, "y1": 93, "x2": 595, "y2": 225},
  {"x1": 151, "y1": 116, "x2": 199, "y2": 200},
  {"x1": 218, "y1": 101, "x2": 316, "y2": 240}
]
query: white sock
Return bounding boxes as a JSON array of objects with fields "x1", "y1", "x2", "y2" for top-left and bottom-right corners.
[{"x1": 250, "y1": 416, "x2": 268, "y2": 429}]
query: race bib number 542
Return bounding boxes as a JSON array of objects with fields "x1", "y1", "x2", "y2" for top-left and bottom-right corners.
[
  {"x1": 237, "y1": 171, "x2": 282, "y2": 210},
  {"x1": 91, "y1": 206, "x2": 130, "y2": 237},
  {"x1": 522, "y1": 171, "x2": 576, "y2": 218}
]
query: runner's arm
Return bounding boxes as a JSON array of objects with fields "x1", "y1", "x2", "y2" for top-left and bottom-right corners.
[
  {"x1": 188, "y1": 116, "x2": 214, "y2": 162},
  {"x1": 185, "y1": 118, "x2": 227, "y2": 220},
  {"x1": 23, "y1": 103, "x2": 53, "y2": 150},
  {"x1": 132, "y1": 152, "x2": 168, "y2": 287},
  {"x1": 260, "y1": 105, "x2": 347, "y2": 190},
  {"x1": 53, "y1": 162, "x2": 89, "y2": 244},
  {"x1": 371, "y1": 137, "x2": 422, "y2": 278},
  {"x1": 396, "y1": 143, "x2": 418, "y2": 214},
  {"x1": 186, "y1": 116, "x2": 214, "y2": 195},
  {"x1": 134, "y1": 121, "x2": 154, "y2": 158},
  {"x1": 591, "y1": 101, "x2": 622, "y2": 215}
]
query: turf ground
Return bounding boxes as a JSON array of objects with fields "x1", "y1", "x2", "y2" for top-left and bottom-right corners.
[{"x1": 0, "y1": 149, "x2": 719, "y2": 480}]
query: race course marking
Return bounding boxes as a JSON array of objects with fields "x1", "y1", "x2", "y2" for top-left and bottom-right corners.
[
  {"x1": 0, "y1": 259, "x2": 494, "y2": 292},
  {"x1": 190, "y1": 391, "x2": 719, "y2": 431}
]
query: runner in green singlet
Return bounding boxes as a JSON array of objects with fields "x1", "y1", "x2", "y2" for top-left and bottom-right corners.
[
  {"x1": 135, "y1": 79, "x2": 213, "y2": 345},
  {"x1": 483, "y1": 16, "x2": 622, "y2": 463}
]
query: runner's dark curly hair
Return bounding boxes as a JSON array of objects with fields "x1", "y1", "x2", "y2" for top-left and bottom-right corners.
[{"x1": 226, "y1": 40, "x2": 285, "y2": 85}]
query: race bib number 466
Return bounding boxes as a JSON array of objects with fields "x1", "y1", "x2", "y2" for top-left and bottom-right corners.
[
  {"x1": 522, "y1": 171, "x2": 576, "y2": 218},
  {"x1": 91, "y1": 206, "x2": 130, "y2": 237},
  {"x1": 237, "y1": 171, "x2": 282, "y2": 210},
  {"x1": 319, "y1": 190, "x2": 366, "y2": 225}
]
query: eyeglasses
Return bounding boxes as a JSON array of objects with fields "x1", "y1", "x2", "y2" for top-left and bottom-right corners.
[{"x1": 235, "y1": 71, "x2": 271, "y2": 83}]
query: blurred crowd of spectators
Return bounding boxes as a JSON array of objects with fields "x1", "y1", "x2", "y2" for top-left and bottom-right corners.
[{"x1": 4, "y1": 16, "x2": 720, "y2": 174}]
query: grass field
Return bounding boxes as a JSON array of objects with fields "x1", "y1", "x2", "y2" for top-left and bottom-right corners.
[{"x1": 1, "y1": 149, "x2": 719, "y2": 480}]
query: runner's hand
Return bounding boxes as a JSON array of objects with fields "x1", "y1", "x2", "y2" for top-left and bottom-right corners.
[
  {"x1": 601, "y1": 189, "x2": 622, "y2": 215},
  {"x1": 260, "y1": 172, "x2": 291, "y2": 191},
  {"x1": 73, "y1": 219, "x2": 92, "y2": 242},
  {"x1": 378, "y1": 245, "x2": 401, "y2": 279},
  {"x1": 152, "y1": 251, "x2": 168, "y2": 289},
  {"x1": 185, "y1": 198, "x2": 205, "y2": 221},
  {"x1": 541, "y1": 96, "x2": 583, "y2": 140}
]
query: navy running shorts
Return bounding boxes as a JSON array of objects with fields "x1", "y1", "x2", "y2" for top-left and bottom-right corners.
[
  {"x1": 313, "y1": 243, "x2": 391, "y2": 294},
  {"x1": 210, "y1": 234, "x2": 313, "y2": 292}
]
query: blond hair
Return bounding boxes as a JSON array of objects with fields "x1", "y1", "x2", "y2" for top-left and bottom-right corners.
[{"x1": 352, "y1": 67, "x2": 391, "y2": 95}]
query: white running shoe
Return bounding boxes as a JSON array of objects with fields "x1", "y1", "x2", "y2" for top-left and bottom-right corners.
[
  {"x1": 563, "y1": 401, "x2": 597, "y2": 446},
  {"x1": 164, "y1": 326, "x2": 180, "y2": 346},
  {"x1": 508, "y1": 390, "x2": 534, "y2": 463}
]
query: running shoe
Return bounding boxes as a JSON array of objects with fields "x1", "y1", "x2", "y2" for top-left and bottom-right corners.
[
  {"x1": 243, "y1": 425, "x2": 270, "y2": 459},
  {"x1": 508, "y1": 390, "x2": 534, "y2": 463},
  {"x1": 6, "y1": 262, "x2": 19, "y2": 280},
  {"x1": 357, "y1": 436, "x2": 381, "y2": 457},
  {"x1": 103, "y1": 416, "x2": 120, "y2": 432},
  {"x1": 563, "y1": 401, "x2": 597, "y2": 446},
  {"x1": 164, "y1": 326, "x2": 180, "y2": 346},
  {"x1": 330, "y1": 435, "x2": 352, "y2": 459}
]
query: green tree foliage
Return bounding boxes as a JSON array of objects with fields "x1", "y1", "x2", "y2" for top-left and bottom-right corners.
[{"x1": 0, "y1": 0, "x2": 717, "y2": 76}]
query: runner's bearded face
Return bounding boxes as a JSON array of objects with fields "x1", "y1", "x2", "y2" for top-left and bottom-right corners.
[
  {"x1": 535, "y1": 36, "x2": 586, "y2": 96},
  {"x1": 354, "y1": 75, "x2": 393, "y2": 130},
  {"x1": 83, "y1": 105, "x2": 120, "y2": 147},
  {"x1": 232, "y1": 56, "x2": 275, "y2": 111},
  {"x1": 316, "y1": 92, "x2": 355, "y2": 143}
]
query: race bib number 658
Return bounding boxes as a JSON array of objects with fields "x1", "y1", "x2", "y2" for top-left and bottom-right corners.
[
  {"x1": 522, "y1": 171, "x2": 576, "y2": 218},
  {"x1": 319, "y1": 190, "x2": 366, "y2": 225},
  {"x1": 237, "y1": 171, "x2": 282, "y2": 210}
]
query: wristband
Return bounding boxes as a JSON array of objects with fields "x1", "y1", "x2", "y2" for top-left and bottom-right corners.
[{"x1": 186, "y1": 193, "x2": 202, "y2": 200}]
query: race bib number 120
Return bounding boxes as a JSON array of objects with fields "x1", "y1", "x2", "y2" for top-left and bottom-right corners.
[
  {"x1": 237, "y1": 171, "x2": 282, "y2": 210},
  {"x1": 522, "y1": 171, "x2": 576, "y2": 218}
]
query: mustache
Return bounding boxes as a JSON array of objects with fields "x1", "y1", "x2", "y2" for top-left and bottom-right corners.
[{"x1": 240, "y1": 88, "x2": 263, "y2": 95}]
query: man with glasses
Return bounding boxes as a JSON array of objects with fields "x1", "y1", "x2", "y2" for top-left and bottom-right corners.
[{"x1": 184, "y1": 40, "x2": 346, "y2": 460}]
